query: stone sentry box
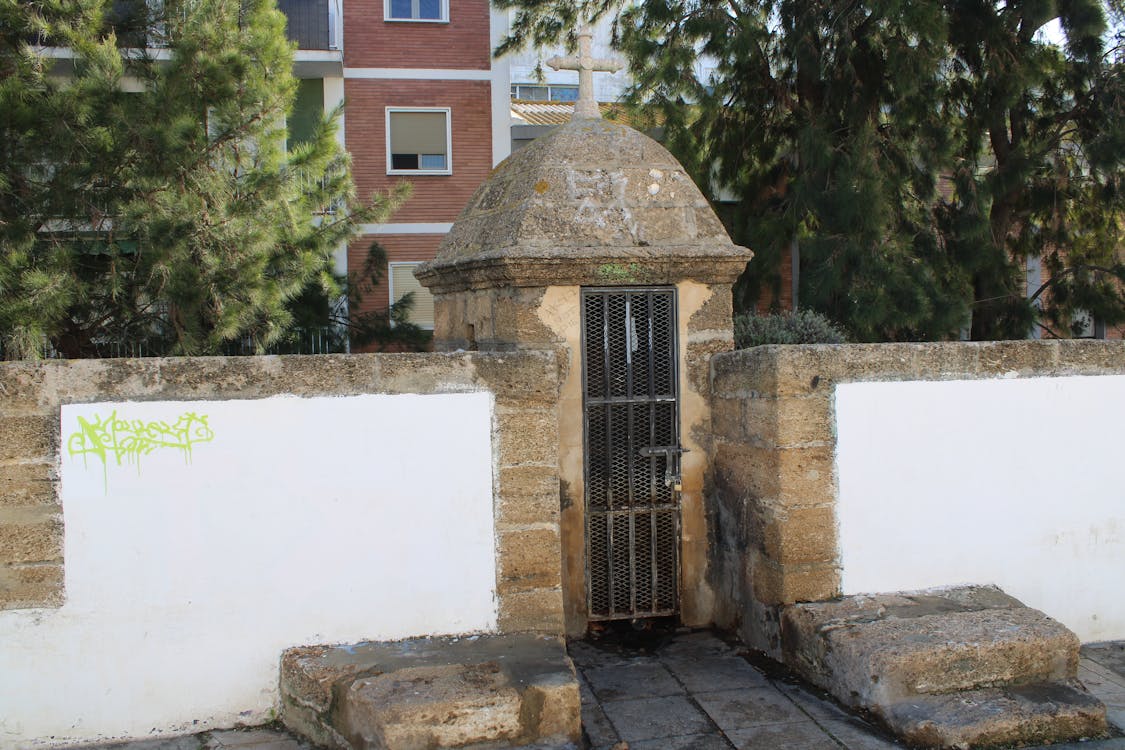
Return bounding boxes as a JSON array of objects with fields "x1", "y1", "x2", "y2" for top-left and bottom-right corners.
[{"x1": 417, "y1": 117, "x2": 752, "y2": 635}]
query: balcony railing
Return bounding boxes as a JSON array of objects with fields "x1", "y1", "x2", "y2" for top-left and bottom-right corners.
[
  {"x1": 31, "y1": 0, "x2": 342, "y2": 52},
  {"x1": 277, "y1": 0, "x2": 342, "y2": 51}
]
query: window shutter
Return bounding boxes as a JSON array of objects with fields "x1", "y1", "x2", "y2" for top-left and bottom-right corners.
[
  {"x1": 391, "y1": 264, "x2": 435, "y2": 328},
  {"x1": 389, "y1": 112, "x2": 447, "y2": 157}
]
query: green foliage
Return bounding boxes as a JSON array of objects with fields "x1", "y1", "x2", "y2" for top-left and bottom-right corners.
[
  {"x1": 941, "y1": 0, "x2": 1125, "y2": 339},
  {"x1": 495, "y1": 0, "x2": 1125, "y2": 342},
  {"x1": 0, "y1": 0, "x2": 406, "y2": 358},
  {"x1": 338, "y1": 240, "x2": 433, "y2": 351},
  {"x1": 734, "y1": 310, "x2": 846, "y2": 348}
]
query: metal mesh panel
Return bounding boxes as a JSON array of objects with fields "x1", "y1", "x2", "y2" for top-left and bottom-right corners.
[
  {"x1": 588, "y1": 513, "x2": 610, "y2": 613},
  {"x1": 609, "y1": 405, "x2": 631, "y2": 507},
  {"x1": 633, "y1": 511, "x2": 655, "y2": 612},
  {"x1": 586, "y1": 404, "x2": 608, "y2": 509},
  {"x1": 582, "y1": 288, "x2": 680, "y2": 621},
  {"x1": 652, "y1": 293, "x2": 674, "y2": 397},
  {"x1": 584, "y1": 294, "x2": 606, "y2": 399},
  {"x1": 655, "y1": 510, "x2": 678, "y2": 611}
]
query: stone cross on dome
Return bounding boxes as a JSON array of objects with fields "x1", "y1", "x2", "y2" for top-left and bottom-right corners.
[{"x1": 546, "y1": 26, "x2": 624, "y2": 119}]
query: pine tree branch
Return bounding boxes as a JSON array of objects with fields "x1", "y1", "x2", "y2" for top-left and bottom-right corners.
[{"x1": 1027, "y1": 263, "x2": 1125, "y2": 304}]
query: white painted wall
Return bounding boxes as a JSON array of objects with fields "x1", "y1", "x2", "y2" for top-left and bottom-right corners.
[
  {"x1": 0, "y1": 393, "x2": 496, "y2": 748},
  {"x1": 836, "y1": 375, "x2": 1125, "y2": 642}
]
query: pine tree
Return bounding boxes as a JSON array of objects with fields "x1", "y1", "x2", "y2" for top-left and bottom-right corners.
[
  {"x1": 496, "y1": 0, "x2": 1125, "y2": 341},
  {"x1": 0, "y1": 0, "x2": 114, "y2": 358},
  {"x1": 0, "y1": 0, "x2": 408, "y2": 358},
  {"x1": 942, "y1": 0, "x2": 1125, "y2": 339},
  {"x1": 498, "y1": 0, "x2": 967, "y2": 342}
]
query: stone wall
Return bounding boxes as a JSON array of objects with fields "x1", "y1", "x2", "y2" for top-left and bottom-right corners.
[
  {"x1": 0, "y1": 352, "x2": 563, "y2": 633},
  {"x1": 709, "y1": 340, "x2": 1125, "y2": 656}
]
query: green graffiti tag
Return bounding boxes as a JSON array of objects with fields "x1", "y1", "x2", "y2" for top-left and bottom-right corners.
[{"x1": 67, "y1": 411, "x2": 215, "y2": 479}]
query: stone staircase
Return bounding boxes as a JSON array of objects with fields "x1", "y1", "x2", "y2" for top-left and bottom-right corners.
[
  {"x1": 780, "y1": 585, "x2": 1109, "y2": 748},
  {"x1": 279, "y1": 634, "x2": 581, "y2": 750}
]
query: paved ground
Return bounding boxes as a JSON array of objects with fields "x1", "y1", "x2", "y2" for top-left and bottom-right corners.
[
  {"x1": 571, "y1": 629, "x2": 1125, "y2": 750},
  {"x1": 79, "y1": 727, "x2": 312, "y2": 750},
  {"x1": 68, "y1": 632, "x2": 1125, "y2": 750}
]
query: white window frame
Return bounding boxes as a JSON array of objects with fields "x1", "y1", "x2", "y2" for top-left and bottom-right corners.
[
  {"x1": 388, "y1": 261, "x2": 435, "y2": 330},
  {"x1": 385, "y1": 107, "x2": 453, "y2": 176},
  {"x1": 383, "y1": 0, "x2": 449, "y2": 23}
]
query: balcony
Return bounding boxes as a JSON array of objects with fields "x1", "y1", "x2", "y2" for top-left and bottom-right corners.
[
  {"x1": 33, "y1": 0, "x2": 341, "y2": 53},
  {"x1": 278, "y1": 0, "x2": 342, "y2": 52},
  {"x1": 32, "y1": 0, "x2": 343, "y2": 77}
]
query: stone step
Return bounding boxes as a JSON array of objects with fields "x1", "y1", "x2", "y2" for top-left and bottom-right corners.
[
  {"x1": 782, "y1": 585, "x2": 1081, "y2": 705},
  {"x1": 778, "y1": 585, "x2": 1110, "y2": 747},
  {"x1": 279, "y1": 634, "x2": 581, "y2": 750},
  {"x1": 882, "y1": 680, "x2": 1107, "y2": 748}
]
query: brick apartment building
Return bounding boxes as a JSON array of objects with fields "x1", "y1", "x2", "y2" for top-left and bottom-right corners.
[{"x1": 281, "y1": 0, "x2": 511, "y2": 339}]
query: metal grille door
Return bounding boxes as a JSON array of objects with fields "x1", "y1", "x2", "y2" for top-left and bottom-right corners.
[{"x1": 582, "y1": 288, "x2": 681, "y2": 620}]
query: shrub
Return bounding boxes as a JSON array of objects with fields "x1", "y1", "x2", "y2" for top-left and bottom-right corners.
[{"x1": 734, "y1": 310, "x2": 847, "y2": 348}]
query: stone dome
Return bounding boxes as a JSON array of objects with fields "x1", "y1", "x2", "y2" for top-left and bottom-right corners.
[{"x1": 416, "y1": 118, "x2": 751, "y2": 293}]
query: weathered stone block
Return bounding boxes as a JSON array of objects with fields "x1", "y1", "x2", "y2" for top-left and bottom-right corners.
[
  {"x1": 782, "y1": 587, "x2": 1081, "y2": 707},
  {"x1": 709, "y1": 397, "x2": 746, "y2": 442},
  {"x1": 910, "y1": 342, "x2": 982, "y2": 379},
  {"x1": 471, "y1": 175, "x2": 512, "y2": 212},
  {"x1": 472, "y1": 352, "x2": 559, "y2": 406},
  {"x1": 502, "y1": 166, "x2": 573, "y2": 206},
  {"x1": 519, "y1": 670, "x2": 581, "y2": 742},
  {"x1": 744, "y1": 394, "x2": 833, "y2": 448},
  {"x1": 341, "y1": 663, "x2": 524, "y2": 749},
  {"x1": 557, "y1": 122, "x2": 648, "y2": 166},
  {"x1": 497, "y1": 466, "x2": 560, "y2": 526},
  {"x1": 0, "y1": 462, "x2": 56, "y2": 507},
  {"x1": 566, "y1": 169, "x2": 623, "y2": 202},
  {"x1": 770, "y1": 345, "x2": 882, "y2": 396},
  {"x1": 0, "y1": 562, "x2": 64, "y2": 609},
  {"x1": 483, "y1": 290, "x2": 559, "y2": 347},
  {"x1": 281, "y1": 634, "x2": 580, "y2": 750},
  {"x1": 694, "y1": 206, "x2": 731, "y2": 240},
  {"x1": 497, "y1": 408, "x2": 559, "y2": 467},
  {"x1": 0, "y1": 364, "x2": 48, "y2": 413},
  {"x1": 633, "y1": 207, "x2": 693, "y2": 244},
  {"x1": 685, "y1": 339, "x2": 733, "y2": 399},
  {"x1": 125, "y1": 356, "x2": 254, "y2": 400},
  {"x1": 751, "y1": 556, "x2": 839, "y2": 605},
  {"x1": 976, "y1": 339, "x2": 1061, "y2": 376},
  {"x1": 0, "y1": 415, "x2": 56, "y2": 462},
  {"x1": 498, "y1": 588, "x2": 565, "y2": 634},
  {"x1": 714, "y1": 442, "x2": 835, "y2": 509},
  {"x1": 0, "y1": 514, "x2": 62, "y2": 564},
  {"x1": 269, "y1": 355, "x2": 378, "y2": 398},
  {"x1": 620, "y1": 167, "x2": 695, "y2": 207},
  {"x1": 374, "y1": 353, "x2": 476, "y2": 393},
  {"x1": 883, "y1": 681, "x2": 1108, "y2": 748},
  {"x1": 687, "y1": 284, "x2": 734, "y2": 333},
  {"x1": 779, "y1": 587, "x2": 1108, "y2": 748},
  {"x1": 520, "y1": 203, "x2": 636, "y2": 246},
  {"x1": 498, "y1": 528, "x2": 562, "y2": 594},
  {"x1": 1057, "y1": 339, "x2": 1125, "y2": 372},
  {"x1": 758, "y1": 506, "x2": 838, "y2": 566},
  {"x1": 710, "y1": 349, "x2": 777, "y2": 398}
]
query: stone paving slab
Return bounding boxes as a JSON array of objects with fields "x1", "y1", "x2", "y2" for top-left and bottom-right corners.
[
  {"x1": 583, "y1": 661, "x2": 684, "y2": 701},
  {"x1": 572, "y1": 629, "x2": 1125, "y2": 750},
  {"x1": 598, "y1": 695, "x2": 715, "y2": 743},
  {"x1": 51, "y1": 633, "x2": 1125, "y2": 750},
  {"x1": 1084, "y1": 643, "x2": 1125, "y2": 734},
  {"x1": 64, "y1": 727, "x2": 313, "y2": 750},
  {"x1": 694, "y1": 687, "x2": 809, "y2": 732}
]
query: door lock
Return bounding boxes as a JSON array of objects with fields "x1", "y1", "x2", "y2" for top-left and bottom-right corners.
[{"x1": 638, "y1": 445, "x2": 688, "y2": 491}]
